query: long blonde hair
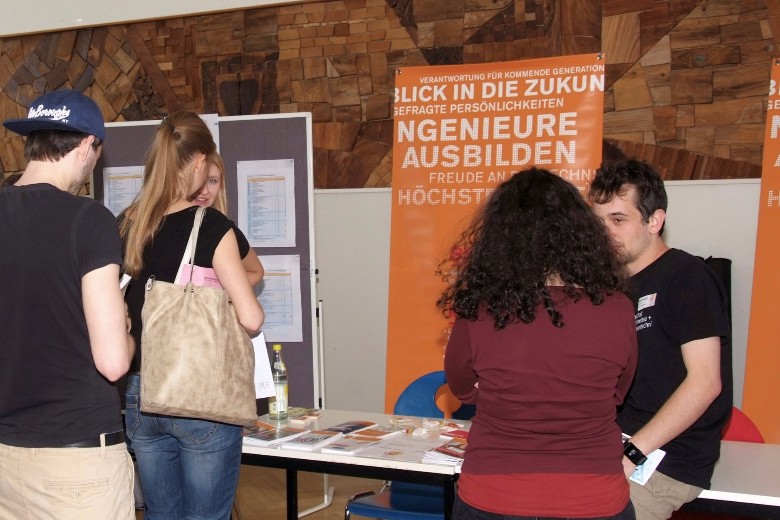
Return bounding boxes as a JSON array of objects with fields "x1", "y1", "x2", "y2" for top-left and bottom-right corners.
[
  {"x1": 206, "y1": 152, "x2": 228, "y2": 215},
  {"x1": 121, "y1": 111, "x2": 216, "y2": 277}
]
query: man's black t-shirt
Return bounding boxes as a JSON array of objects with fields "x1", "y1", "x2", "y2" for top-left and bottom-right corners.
[
  {"x1": 618, "y1": 248, "x2": 732, "y2": 489},
  {"x1": 0, "y1": 184, "x2": 124, "y2": 447}
]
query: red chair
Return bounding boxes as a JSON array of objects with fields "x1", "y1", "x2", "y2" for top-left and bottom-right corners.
[
  {"x1": 671, "y1": 407, "x2": 763, "y2": 520},
  {"x1": 722, "y1": 406, "x2": 764, "y2": 443}
]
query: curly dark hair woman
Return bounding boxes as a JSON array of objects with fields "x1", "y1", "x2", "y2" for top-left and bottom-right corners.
[
  {"x1": 438, "y1": 166, "x2": 626, "y2": 329},
  {"x1": 442, "y1": 167, "x2": 638, "y2": 520}
]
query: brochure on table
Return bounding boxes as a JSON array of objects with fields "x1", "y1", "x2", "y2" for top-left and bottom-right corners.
[
  {"x1": 356, "y1": 434, "x2": 446, "y2": 463},
  {"x1": 319, "y1": 434, "x2": 383, "y2": 455},
  {"x1": 280, "y1": 429, "x2": 343, "y2": 451}
]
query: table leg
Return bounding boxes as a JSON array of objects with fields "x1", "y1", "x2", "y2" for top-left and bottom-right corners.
[
  {"x1": 443, "y1": 479, "x2": 455, "y2": 520},
  {"x1": 286, "y1": 469, "x2": 298, "y2": 520}
]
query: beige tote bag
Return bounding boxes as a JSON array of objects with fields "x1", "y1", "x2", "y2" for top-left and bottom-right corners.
[{"x1": 140, "y1": 207, "x2": 257, "y2": 426}]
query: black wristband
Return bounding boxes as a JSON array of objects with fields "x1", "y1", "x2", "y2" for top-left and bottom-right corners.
[{"x1": 623, "y1": 441, "x2": 648, "y2": 466}]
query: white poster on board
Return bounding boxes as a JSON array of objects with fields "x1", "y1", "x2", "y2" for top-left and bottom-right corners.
[
  {"x1": 255, "y1": 254, "x2": 303, "y2": 342},
  {"x1": 200, "y1": 113, "x2": 220, "y2": 152},
  {"x1": 237, "y1": 159, "x2": 296, "y2": 248},
  {"x1": 103, "y1": 165, "x2": 144, "y2": 216}
]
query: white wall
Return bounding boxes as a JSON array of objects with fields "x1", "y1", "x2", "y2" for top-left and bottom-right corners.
[
  {"x1": 314, "y1": 180, "x2": 761, "y2": 412},
  {"x1": 314, "y1": 189, "x2": 391, "y2": 412},
  {"x1": 0, "y1": 0, "x2": 299, "y2": 37},
  {"x1": 663, "y1": 179, "x2": 760, "y2": 406}
]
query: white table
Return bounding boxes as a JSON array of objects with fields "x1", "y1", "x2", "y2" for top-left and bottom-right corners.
[
  {"x1": 685, "y1": 440, "x2": 780, "y2": 518},
  {"x1": 241, "y1": 411, "x2": 780, "y2": 520},
  {"x1": 241, "y1": 410, "x2": 462, "y2": 520}
]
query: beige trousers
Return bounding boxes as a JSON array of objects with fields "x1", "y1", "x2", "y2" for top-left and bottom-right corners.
[
  {"x1": 629, "y1": 470, "x2": 703, "y2": 520},
  {"x1": 0, "y1": 440, "x2": 135, "y2": 520}
]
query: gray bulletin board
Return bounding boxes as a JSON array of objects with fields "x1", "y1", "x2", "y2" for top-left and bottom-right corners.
[
  {"x1": 218, "y1": 114, "x2": 318, "y2": 409},
  {"x1": 96, "y1": 113, "x2": 318, "y2": 410},
  {"x1": 94, "y1": 121, "x2": 158, "y2": 175}
]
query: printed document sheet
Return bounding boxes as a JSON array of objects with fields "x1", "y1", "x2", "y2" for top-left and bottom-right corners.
[
  {"x1": 237, "y1": 159, "x2": 296, "y2": 248},
  {"x1": 252, "y1": 332, "x2": 275, "y2": 398},
  {"x1": 256, "y1": 254, "x2": 303, "y2": 342},
  {"x1": 103, "y1": 166, "x2": 143, "y2": 216}
]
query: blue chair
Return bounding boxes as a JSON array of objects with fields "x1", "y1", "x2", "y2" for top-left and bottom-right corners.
[
  {"x1": 393, "y1": 371, "x2": 476, "y2": 421},
  {"x1": 344, "y1": 370, "x2": 475, "y2": 520}
]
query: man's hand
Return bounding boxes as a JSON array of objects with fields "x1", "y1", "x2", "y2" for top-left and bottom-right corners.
[
  {"x1": 627, "y1": 337, "x2": 722, "y2": 456},
  {"x1": 623, "y1": 456, "x2": 636, "y2": 479}
]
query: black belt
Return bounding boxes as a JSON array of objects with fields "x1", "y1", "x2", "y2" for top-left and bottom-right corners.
[{"x1": 62, "y1": 431, "x2": 125, "y2": 448}]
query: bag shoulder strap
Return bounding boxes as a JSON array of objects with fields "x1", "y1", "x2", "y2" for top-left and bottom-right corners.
[{"x1": 174, "y1": 207, "x2": 207, "y2": 284}]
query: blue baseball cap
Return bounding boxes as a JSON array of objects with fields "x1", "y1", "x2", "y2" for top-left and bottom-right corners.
[{"x1": 3, "y1": 89, "x2": 105, "y2": 141}]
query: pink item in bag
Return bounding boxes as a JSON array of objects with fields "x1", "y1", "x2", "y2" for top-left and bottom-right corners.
[{"x1": 178, "y1": 265, "x2": 223, "y2": 289}]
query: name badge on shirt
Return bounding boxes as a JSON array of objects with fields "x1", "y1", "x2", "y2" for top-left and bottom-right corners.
[{"x1": 637, "y1": 293, "x2": 657, "y2": 311}]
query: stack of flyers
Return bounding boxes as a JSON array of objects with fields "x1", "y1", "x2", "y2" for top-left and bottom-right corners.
[
  {"x1": 357, "y1": 435, "x2": 445, "y2": 463},
  {"x1": 280, "y1": 430, "x2": 343, "y2": 451},
  {"x1": 438, "y1": 428, "x2": 469, "y2": 440},
  {"x1": 354, "y1": 423, "x2": 408, "y2": 439},
  {"x1": 422, "y1": 438, "x2": 467, "y2": 466},
  {"x1": 322, "y1": 420, "x2": 377, "y2": 435},
  {"x1": 243, "y1": 421, "x2": 308, "y2": 447},
  {"x1": 319, "y1": 434, "x2": 382, "y2": 455},
  {"x1": 286, "y1": 407, "x2": 322, "y2": 427}
]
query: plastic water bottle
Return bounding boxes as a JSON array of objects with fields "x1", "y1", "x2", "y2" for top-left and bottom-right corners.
[{"x1": 269, "y1": 344, "x2": 288, "y2": 420}]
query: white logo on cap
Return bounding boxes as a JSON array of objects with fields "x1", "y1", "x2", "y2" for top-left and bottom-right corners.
[{"x1": 28, "y1": 104, "x2": 71, "y2": 123}]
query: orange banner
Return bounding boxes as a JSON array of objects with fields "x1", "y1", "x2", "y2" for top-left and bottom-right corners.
[
  {"x1": 385, "y1": 54, "x2": 605, "y2": 411},
  {"x1": 743, "y1": 62, "x2": 780, "y2": 443}
]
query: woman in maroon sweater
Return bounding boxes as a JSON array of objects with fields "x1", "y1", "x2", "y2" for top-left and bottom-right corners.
[{"x1": 439, "y1": 167, "x2": 637, "y2": 520}]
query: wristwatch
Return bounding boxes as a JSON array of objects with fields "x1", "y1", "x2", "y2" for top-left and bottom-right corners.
[{"x1": 623, "y1": 440, "x2": 648, "y2": 466}]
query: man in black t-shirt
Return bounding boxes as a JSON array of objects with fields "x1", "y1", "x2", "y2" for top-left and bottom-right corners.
[
  {"x1": 0, "y1": 90, "x2": 136, "y2": 519},
  {"x1": 589, "y1": 159, "x2": 732, "y2": 520}
]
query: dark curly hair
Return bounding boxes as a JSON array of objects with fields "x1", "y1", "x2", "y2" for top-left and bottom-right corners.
[{"x1": 437, "y1": 167, "x2": 626, "y2": 329}]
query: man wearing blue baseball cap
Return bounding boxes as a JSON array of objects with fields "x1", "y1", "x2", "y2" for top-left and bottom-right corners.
[{"x1": 0, "y1": 89, "x2": 136, "y2": 519}]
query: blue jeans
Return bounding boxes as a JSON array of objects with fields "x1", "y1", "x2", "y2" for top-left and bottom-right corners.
[
  {"x1": 452, "y1": 495, "x2": 636, "y2": 520},
  {"x1": 125, "y1": 373, "x2": 242, "y2": 520}
]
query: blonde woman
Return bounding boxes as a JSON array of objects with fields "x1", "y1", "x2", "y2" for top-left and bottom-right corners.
[
  {"x1": 121, "y1": 111, "x2": 263, "y2": 520},
  {"x1": 192, "y1": 152, "x2": 264, "y2": 286}
]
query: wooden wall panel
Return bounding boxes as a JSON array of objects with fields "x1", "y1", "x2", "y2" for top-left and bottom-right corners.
[{"x1": 0, "y1": 0, "x2": 777, "y2": 186}]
